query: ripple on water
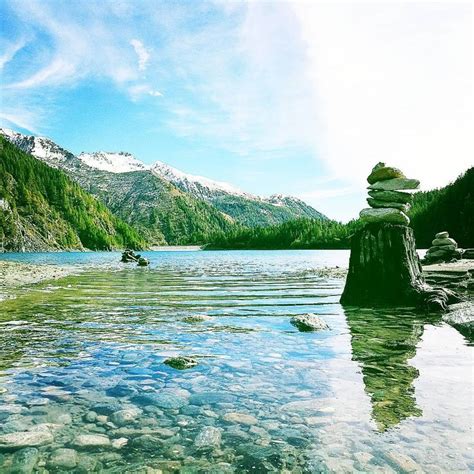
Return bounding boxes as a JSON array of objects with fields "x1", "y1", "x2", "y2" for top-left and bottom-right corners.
[{"x1": 0, "y1": 250, "x2": 472, "y2": 472}]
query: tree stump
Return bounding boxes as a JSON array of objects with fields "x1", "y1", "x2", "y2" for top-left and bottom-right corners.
[{"x1": 340, "y1": 223, "x2": 459, "y2": 310}]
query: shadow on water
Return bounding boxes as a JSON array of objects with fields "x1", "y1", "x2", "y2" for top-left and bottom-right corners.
[{"x1": 344, "y1": 307, "x2": 440, "y2": 431}]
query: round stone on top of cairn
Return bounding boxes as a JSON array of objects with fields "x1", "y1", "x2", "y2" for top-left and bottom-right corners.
[{"x1": 359, "y1": 162, "x2": 420, "y2": 225}]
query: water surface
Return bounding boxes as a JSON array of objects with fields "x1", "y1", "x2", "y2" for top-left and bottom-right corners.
[{"x1": 0, "y1": 251, "x2": 472, "y2": 472}]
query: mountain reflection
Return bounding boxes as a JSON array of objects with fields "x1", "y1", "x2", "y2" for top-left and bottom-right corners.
[{"x1": 345, "y1": 307, "x2": 429, "y2": 431}]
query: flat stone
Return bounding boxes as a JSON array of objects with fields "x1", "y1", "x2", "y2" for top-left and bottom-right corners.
[
  {"x1": 0, "y1": 431, "x2": 53, "y2": 449},
  {"x1": 367, "y1": 198, "x2": 410, "y2": 212},
  {"x1": 435, "y1": 231, "x2": 449, "y2": 239},
  {"x1": 427, "y1": 244, "x2": 456, "y2": 253},
  {"x1": 222, "y1": 412, "x2": 258, "y2": 426},
  {"x1": 368, "y1": 178, "x2": 420, "y2": 191},
  {"x1": 72, "y1": 434, "x2": 111, "y2": 449},
  {"x1": 368, "y1": 189, "x2": 413, "y2": 203},
  {"x1": 359, "y1": 208, "x2": 410, "y2": 225},
  {"x1": 189, "y1": 392, "x2": 236, "y2": 406},
  {"x1": 133, "y1": 392, "x2": 187, "y2": 409},
  {"x1": 290, "y1": 314, "x2": 329, "y2": 332},
  {"x1": 11, "y1": 447, "x2": 39, "y2": 473},
  {"x1": 110, "y1": 408, "x2": 142, "y2": 427},
  {"x1": 386, "y1": 451, "x2": 423, "y2": 472},
  {"x1": 48, "y1": 448, "x2": 78, "y2": 470},
  {"x1": 194, "y1": 426, "x2": 221, "y2": 449},
  {"x1": 367, "y1": 163, "x2": 405, "y2": 184},
  {"x1": 432, "y1": 237, "x2": 457, "y2": 248},
  {"x1": 164, "y1": 356, "x2": 198, "y2": 370}
]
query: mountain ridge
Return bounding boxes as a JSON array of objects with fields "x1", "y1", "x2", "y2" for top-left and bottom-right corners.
[{"x1": 0, "y1": 128, "x2": 328, "y2": 231}]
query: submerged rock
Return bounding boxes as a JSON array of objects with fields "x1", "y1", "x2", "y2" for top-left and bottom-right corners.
[
  {"x1": 47, "y1": 448, "x2": 78, "y2": 470},
  {"x1": 72, "y1": 434, "x2": 111, "y2": 449},
  {"x1": 359, "y1": 208, "x2": 410, "y2": 225},
  {"x1": 0, "y1": 431, "x2": 53, "y2": 449},
  {"x1": 11, "y1": 447, "x2": 39, "y2": 473},
  {"x1": 290, "y1": 314, "x2": 329, "y2": 332},
  {"x1": 222, "y1": 412, "x2": 258, "y2": 426},
  {"x1": 137, "y1": 257, "x2": 149, "y2": 267},
  {"x1": 110, "y1": 408, "x2": 142, "y2": 427},
  {"x1": 164, "y1": 356, "x2": 198, "y2": 370},
  {"x1": 194, "y1": 426, "x2": 221, "y2": 449}
]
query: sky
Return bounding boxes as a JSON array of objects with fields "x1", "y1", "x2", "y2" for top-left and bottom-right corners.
[{"x1": 0, "y1": 0, "x2": 472, "y2": 221}]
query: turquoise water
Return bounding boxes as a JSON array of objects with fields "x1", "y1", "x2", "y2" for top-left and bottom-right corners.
[{"x1": 0, "y1": 250, "x2": 472, "y2": 472}]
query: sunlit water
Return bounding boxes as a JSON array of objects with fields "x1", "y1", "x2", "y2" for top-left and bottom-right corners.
[{"x1": 0, "y1": 250, "x2": 472, "y2": 473}]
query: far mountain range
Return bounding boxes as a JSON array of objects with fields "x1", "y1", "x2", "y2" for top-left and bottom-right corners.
[{"x1": 0, "y1": 128, "x2": 326, "y2": 246}]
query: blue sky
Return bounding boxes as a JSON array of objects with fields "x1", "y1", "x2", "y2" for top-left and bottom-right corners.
[{"x1": 1, "y1": 1, "x2": 472, "y2": 221}]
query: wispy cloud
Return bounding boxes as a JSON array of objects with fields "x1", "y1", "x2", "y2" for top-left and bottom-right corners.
[{"x1": 130, "y1": 39, "x2": 150, "y2": 71}]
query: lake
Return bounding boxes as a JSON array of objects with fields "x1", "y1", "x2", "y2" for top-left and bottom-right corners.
[{"x1": 0, "y1": 250, "x2": 472, "y2": 472}]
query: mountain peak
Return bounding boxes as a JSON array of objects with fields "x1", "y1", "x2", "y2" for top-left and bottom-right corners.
[{"x1": 78, "y1": 151, "x2": 149, "y2": 173}]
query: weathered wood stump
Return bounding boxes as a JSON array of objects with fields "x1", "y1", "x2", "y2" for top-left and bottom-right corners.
[{"x1": 340, "y1": 223, "x2": 459, "y2": 310}]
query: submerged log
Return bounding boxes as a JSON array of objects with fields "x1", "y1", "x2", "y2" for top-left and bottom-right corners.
[{"x1": 340, "y1": 223, "x2": 459, "y2": 310}]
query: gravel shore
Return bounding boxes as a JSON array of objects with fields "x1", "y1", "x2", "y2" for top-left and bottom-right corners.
[{"x1": 0, "y1": 261, "x2": 74, "y2": 300}]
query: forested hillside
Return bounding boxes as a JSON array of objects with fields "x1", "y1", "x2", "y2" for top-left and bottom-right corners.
[
  {"x1": 409, "y1": 167, "x2": 473, "y2": 248},
  {"x1": 205, "y1": 218, "x2": 362, "y2": 250},
  {"x1": 0, "y1": 137, "x2": 146, "y2": 251}
]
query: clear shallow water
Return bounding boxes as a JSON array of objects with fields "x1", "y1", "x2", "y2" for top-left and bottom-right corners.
[{"x1": 0, "y1": 250, "x2": 472, "y2": 473}]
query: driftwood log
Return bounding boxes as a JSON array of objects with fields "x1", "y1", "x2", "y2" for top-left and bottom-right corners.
[{"x1": 340, "y1": 223, "x2": 459, "y2": 310}]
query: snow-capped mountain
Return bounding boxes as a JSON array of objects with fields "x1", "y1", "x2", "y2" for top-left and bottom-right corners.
[
  {"x1": 0, "y1": 128, "x2": 327, "y2": 230},
  {"x1": 151, "y1": 161, "x2": 251, "y2": 200},
  {"x1": 78, "y1": 151, "x2": 149, "y2": 173}
]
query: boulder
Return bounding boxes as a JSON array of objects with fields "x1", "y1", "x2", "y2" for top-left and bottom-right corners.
[
  {"x1": 367, "y1": 163, "x2": 405, "y2": 184},
  {"x1": 164, "y1": 356, "x2": 198, "y2": 370},
  {"x1": 360, "y1": 208, "x2": 410, "y2": 225},
  {"x1": 290, "y1": 314, "x2": 329, "y2": 332},
  {"x1": 435, "y1": 231, "x2": 449, "y2": 239},
  {"x1": 368, "y1": 189, "x2": 413, "y2": 204},
  {"x1": 368, "y1": 178, "x2": 420, "y2": 191},
  {"x1": 367, "y1": 198, "x2": 410, "y2": 212},
  {"x1": 432, "y1": 237, "x2": 457, "y2": 248}
]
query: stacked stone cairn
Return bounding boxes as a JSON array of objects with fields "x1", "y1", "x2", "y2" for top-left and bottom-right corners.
[
  {"x1": 423, "y1": 231, "x2": 462, "y2": 264},
  {"x1": 359, "y1": 162, "x2": 419, "y2": 226}
]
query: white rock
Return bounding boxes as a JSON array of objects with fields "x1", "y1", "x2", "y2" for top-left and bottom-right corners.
[
  {"x1": 110, "y1": 408, "x2": 141, "y2": 427},
  {"x1": 359, "y1": 208, "x2": 410, "y2": 225},
  {"x1": 290, "y1": 314, "x2": 329, "y2": 332},
  {"x1": 222, "y1": 412, "x2": 258, "y2": 426},
  {"x1": 0, "y1": 430, "x2": 54, "y2": 448},
  {"x1": 194, "y1": 426, "x2": 221, "y2": 449},
  {"x1": 72, "y1": 434, "x2": 111, "y2": 448}
]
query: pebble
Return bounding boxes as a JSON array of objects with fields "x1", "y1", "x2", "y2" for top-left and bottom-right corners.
[
  {"x1": 110, "y1": 408, "x2": 141, "y2": 427},
  {"x1": 194, "y1": 426, "x2": 222, "y2": 449},
  {"x1": 48, "y1": 448, "x2": 78, "y2": 470},
  {"x1": 72, "y1": 434, "x2": 111, "y2": 448},
  {"x1": 223, "y1": 412, "x2": 258, "y2": 426}
]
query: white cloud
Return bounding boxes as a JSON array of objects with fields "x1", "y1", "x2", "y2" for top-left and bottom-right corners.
[
  {"x1": 291, "y1": 2, "x2": 473, "y2": 190},
  {"x1": 128, "y1": 83, "x2": 163, "y2": 100},
  {"x1": 130, "y1": 39, "x2": 151, "y2": 71},
  {"x1": 0, "y1": 39, "x2": 26, "y2": 69}
]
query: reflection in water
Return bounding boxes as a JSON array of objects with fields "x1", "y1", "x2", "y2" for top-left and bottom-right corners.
[
  {"x1": 345, "y1": 307, "x2": 431, "y2": 431},
  {"x1": 0, "y1": 251, "x2": 472, "y2": 472}
]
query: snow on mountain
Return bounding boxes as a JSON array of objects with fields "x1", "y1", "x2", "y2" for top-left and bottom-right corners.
[
  {"x1": 0, "y1": 128, "x2": 71, "y2": 169},
  {"x1": 151, "y1": 161, "x2": 251, "y2": 198},
  {"x1": 78, "y1": 152, "x2": 149, "y2": 173}
]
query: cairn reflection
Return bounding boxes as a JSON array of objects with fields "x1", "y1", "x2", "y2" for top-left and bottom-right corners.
[{"x1": 345, "y1": 307, "x2": 429, "y2": 431}]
